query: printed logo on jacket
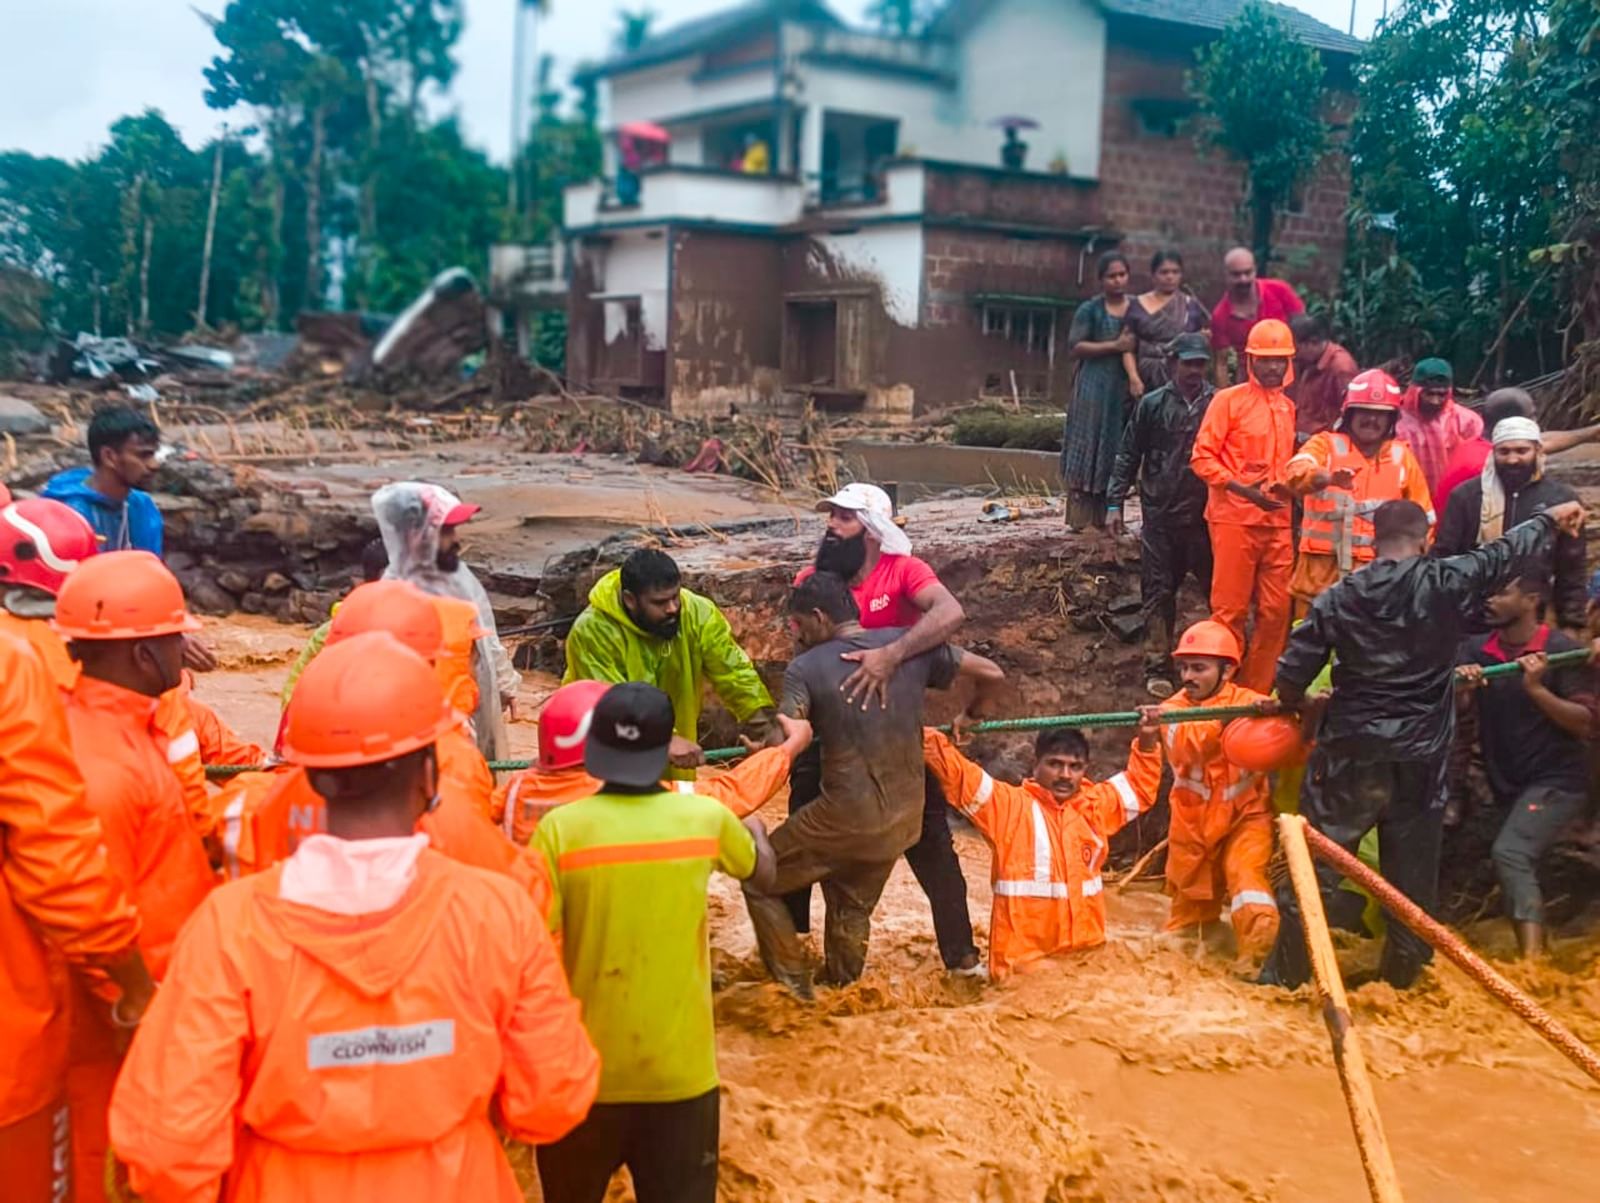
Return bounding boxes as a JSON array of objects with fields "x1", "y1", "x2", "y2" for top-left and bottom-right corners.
[{"x1": 307, "y1": 1020, "x2": 456, "y2": 1069}]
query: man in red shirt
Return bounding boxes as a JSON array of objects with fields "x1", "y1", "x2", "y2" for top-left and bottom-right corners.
[
  {"x1": 789, "y1": 483, "x2": 980, "y2": 973},
  {"x1": 1286, "y1": 313, "x2": 1358, "y2": 439},
  {"x1": 1210, "y1": 247, "x2": 1304, "y2": 387}
]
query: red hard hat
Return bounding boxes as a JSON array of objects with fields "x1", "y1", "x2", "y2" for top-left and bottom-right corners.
[
  {"x1": 1341, "y1": 369, "x2": 1402, "y2": 415},
  {"x1": 54, "y1": 550, "x2": 202, "y2": 640},
  {"x1": 0, "y1": 482, "x2": 11, "y2": 506},
  {"x1": 1221, "y1": 715, "x2": 1306, "y2": 773},
  {"x1": 281, "y1": 631, "x2": 455, "y2": 769},
  {"x1": 0, "y1": 499, "x2": 99, "y2": 597},
  {"x1": 1173, "y1": 620, "x2": 1242, "y2": 664},
  {"x1": 326, "y1": 579, "x2": 445, "y2": 660},
  {"x1": 539, "y1": 679, "x2": 612, "y2": 771}
]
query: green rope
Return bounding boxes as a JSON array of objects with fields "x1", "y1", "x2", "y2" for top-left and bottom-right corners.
[{"x1": 203, "y1": 647, "x2": 1594, "y2": 778}]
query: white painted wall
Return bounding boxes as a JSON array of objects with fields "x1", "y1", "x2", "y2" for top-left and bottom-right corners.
[
  {"x1": 607, "y1": 58, "x2": 777, "y2": 130},
  {"x1": 593, "y1": 231, "x2": 671, "y2": 349},
  {"x1": 807, "y1": 225, "x2": 925, "y2": 327}
]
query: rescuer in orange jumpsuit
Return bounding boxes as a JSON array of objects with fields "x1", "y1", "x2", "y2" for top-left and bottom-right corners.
[
  {"x1": 493, "y1": 678, "x2": 813, "y2": 844},
  {"x1": 1158, "y1": 620, "x2": 1282, "y2": 964},
  {"x1": 219, "y1": 580, "x2": 549, "y2": 912},
  {"x1": 921, "y1": 712, "x2": 1163, "y2": 979},
  {"x1": 53, "y1": 550, "x2": 219, "y2": 1203},
  {"x1": 0, "y1": 631, "x2": 155, "y2": 1203},
  {"x1": 1284, "y1": 369, "x2": 1434, "y2": 616},
  {"x1": 109, "y1": 633, "x2": 600, "y2": 1203},
  {"x1": 1190, "y1": 318, "x2": 1299, "y2": 691}
]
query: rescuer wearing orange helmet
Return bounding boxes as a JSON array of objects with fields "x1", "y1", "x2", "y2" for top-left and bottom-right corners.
[
  {"x1": 110, "y1": 633, "x2": 600, "y2": 1203},
  {"x1": 1156, "y1": 620, "x2": 1284, "y2": 965},
  {"x1": 0, "y1": 629, "x2": 155, "y2": 1203},
  {"x1": 1189, "y1": 318, "x2": 1298, "y2": 691},
  {"x1": 220, "y1": 579, "x2": 552, "y2": 912},
  {"x1": 53, "y1": 550, "x2": 219, "y2": 1202},
  {"x1": 493, "y1": 678, "x2": 814, "y2": 844},
  {"x1": 1283, "y1": 369, "x2": 1434, "y2": 616},
  {"x1": 921, "y1": 710, "x2": 1163, "y2": 980}
]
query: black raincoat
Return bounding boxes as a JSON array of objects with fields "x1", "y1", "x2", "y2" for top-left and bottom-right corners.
[{"x1": 1276, "y1": 513, "x2": 1556, "y2": 762}]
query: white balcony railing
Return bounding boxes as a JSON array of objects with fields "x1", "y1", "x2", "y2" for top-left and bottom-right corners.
[{"x1": 565, "y1": 167, "x2": 807, "y2": 231}]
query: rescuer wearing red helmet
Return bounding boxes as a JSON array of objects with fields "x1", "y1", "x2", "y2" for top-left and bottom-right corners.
[
  {"x1": 110, "y1": 633, "x2": 599, "y2": 1203},
  {"x1": 54, "y1": 550, "x2": 219, "y2": 1202},
  {"x1": 493, "y1": 678, "x2": 814, "y2": 844},
  {"x1": 1283, "y1": 369, "x2": 1435, "y2": 616},
  {"x1": 1153, "y1": 620, "x2": 1284, "y2": 967},
  {"x1": 1189, "y1": 318, "x2": 1298, "y2": 691}
]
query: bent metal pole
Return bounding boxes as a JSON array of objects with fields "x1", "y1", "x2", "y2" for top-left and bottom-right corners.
[
  {"x1": 1303, "y1": 823, "x2": 1600, "y2": 1088},
  {"x1": 1278, "y1": 815, "x2": 1406, "y2": 1203}
]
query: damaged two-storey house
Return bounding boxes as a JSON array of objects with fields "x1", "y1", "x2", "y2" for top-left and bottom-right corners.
[{"x1": 546, "y1": 0, "x2": 1359, "y2": 417}]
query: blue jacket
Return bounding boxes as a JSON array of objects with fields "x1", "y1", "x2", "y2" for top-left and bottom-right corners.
[{"x1": 41, "y1": 467, "x2": 164, "y2": 556}]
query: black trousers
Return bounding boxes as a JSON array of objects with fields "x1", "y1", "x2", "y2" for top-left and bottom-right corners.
[
  {"x1": 783, "y1": 747, "x2": 977, "y2": 968},
  {"x1": 1261, "y1": 750, "x2": 1446, "y2": 990},
  {"x1": 536, "y1": 1088, "x2": 719, "y2": 1203},
  {"x1": 1140, "y1": 515, "x2": 1213, "y2": 679}
]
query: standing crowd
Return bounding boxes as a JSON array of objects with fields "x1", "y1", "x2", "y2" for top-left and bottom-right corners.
[{"x1": 2, "y1": 249, "x2": 1597, "y2": 1203}]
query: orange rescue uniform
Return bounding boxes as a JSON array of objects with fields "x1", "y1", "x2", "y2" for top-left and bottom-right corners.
[
  {"x1": 1284, "y1": 432, "x2": 1434, "y2": 609},
  {"x1": 923, "y1": 729, "x2": 1162, "y2": 979},
  {"x1": 109, "y1": 850, "x2": 600, "y2": 1203},
  {"x1": 1159, "y1": 682, "x2": 1279, "y2": 958},
  {"x1": 1190, "y1": 376, "x2": 1297, "y2": 692},
  {"x1": 493, "y1": 746, "x2": 794, "y2": 843},
  {"x1": 0, "y1": 634, "x2": 142, "y2": 1201},
  {"x1": 63, "y1": 675, "x2": 219, "y2": 1203}
]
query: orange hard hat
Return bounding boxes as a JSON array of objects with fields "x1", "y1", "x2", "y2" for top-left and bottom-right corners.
[
  {"x1": 281, "y1": 631, "x2": 455, "y2": 769},
  {"x1": 1341, "y1": 368, "x2": 1402, "y2": 414},
  {"x1": 0, "y1": 499, "x2": 99, "y2": 597},
  {"x1": 326, "y1": 579, "x2": 445, "y2": 660},
  {"x1": 1173, "y1": 619, "x2": 1242, "y2": 664},
  {"x1": 539, "y1": 679, "x2": 612, "y2": 771},
  {"x1": 54, "y1": 550, "x2": 202, "y2": 641},
  {"x1": 1221, "y1": 715, "x2": 1306, "y2": 773},
  {"x1": 1244, "y1": 318, "x2": 1296, "y2": 358}
]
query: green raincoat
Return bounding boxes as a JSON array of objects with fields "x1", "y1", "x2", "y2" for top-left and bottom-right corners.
[{"x1": 563, "y1": 570, "x2": 773, "y2": 775}]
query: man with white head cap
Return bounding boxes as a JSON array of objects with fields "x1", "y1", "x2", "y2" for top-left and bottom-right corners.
[
  {"x1": 788, "y1": 481, "x2": 981, "y2": 974},
  {"x1": 1434, "y1": 417, "x2": 1588, "y2": 631}
]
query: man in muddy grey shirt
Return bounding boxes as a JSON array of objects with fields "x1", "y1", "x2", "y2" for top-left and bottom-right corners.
[{"x1": 742, "y1": 572, "x2": 1003, "y2": 997}]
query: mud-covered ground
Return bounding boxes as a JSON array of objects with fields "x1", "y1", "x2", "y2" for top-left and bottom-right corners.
[{"x1": 195, "y1": 619, "x2": 1600, "y2": 1203}]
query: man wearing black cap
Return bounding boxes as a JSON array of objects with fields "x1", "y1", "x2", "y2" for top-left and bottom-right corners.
[
  {"x1": 1106, "y1": 331, "x2": 1217, "y2": 697},
  {"x1": 532, "y1": 683, "x2": 775, "y2": 1203}
]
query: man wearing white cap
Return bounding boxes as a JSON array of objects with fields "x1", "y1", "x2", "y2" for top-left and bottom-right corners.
[
  {"x1": 788, "y1": 482, "x2": 981, "y2": 974},
  {"x1": 1434, "y1": 417, "x2": 1588, "y2": 631}
]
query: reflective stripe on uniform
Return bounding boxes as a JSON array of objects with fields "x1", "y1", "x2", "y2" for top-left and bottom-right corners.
[
  {"x1": 1082, "y1": 875, "x2": 1104, "y2": 896},
  {"x1": 993, "y1": 879, "x2": 1069, "y2": 898},
  {"x1": 221, "y1": 793, "x2": 245, "y2": 879},
  {"x1": 1230, "y1": 889, "x2": 1278, "y2": 913},
  {"x1": 1029, "y1": 802, "x2": 1052, "y2": 883},
  {"x1": 1108, "y1": 771, "x2": 1140, "y2": 822},
  {"x1": 673, "y1": 780, "x2": 697, "y2": 794},
  {"x1": 961, "y1": 770, "x2": 996, "y2": 818},
  {"x1": 1171, "y1": 773, "x2": 1209, "y2": 798},
  {"x1": 165, "y1": 729, "x2": 200, "y2": 765},
  {"x1": 1223, "y1": 771, "x2": 1262, "y2": 801}
]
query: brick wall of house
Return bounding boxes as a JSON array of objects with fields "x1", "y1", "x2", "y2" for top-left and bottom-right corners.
[
  {"x1": 1097, "y1": 38, "x2": 1352, "y2": 303},
  {"x1": 922, "y1": 163, "x2": 1104, "y2": 232}
]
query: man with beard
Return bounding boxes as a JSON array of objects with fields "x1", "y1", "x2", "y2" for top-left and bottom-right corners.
[
  {"x1": 1394, "y1": 358, "x2": 1483, "y2": 498},
  {"x1": 564, "y1": 548, "x2": 775, "y2": 777},
  {"x1": 788, "y1": 483, "x2": 981, "y2": 973},
  {"x1": 1261, "y1": 497, "x2": 1586, "y2": 991},
  {"x1": 1434, "y1": 418, "x2": 1588, "y2": 632},
  {"x1": 1457, "y1": 575, "x2": 1596, "y2": 959},
  {"x1": 742, "y1": 572, "x2": 1003, "y2": 997}
]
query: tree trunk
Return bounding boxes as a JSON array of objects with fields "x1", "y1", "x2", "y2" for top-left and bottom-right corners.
[
  {"x1": 120, "y1": 172, "x2": 144, "y2": 335},
  {"x1": 305, "y1": 103, "x2": 327, "y2": 309},
  {"x1": 138, "y1": 215, "x2": 153, "y2": 335},
  {"x1": 264, "y1": 165, "x2": 284, "y2": 330},
  {"x1": 197, "y1": 133, "x2": 225, "y2": 330},
  {"x1": 92, "y1": 268, "x2": 102, "y2": 336},
  {"x1": 357, "y1": 72, "x2": 381, "y2": 310}
]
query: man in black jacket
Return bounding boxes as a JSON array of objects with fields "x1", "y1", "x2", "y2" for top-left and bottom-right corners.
[
  {"x1": 1106, "y1": 332, "x2": 1216, "y2": 698},
  {"x1": 1433, "y1": 417, "x2": 1587, "y2": 631},
  {"x1": 1260, "y1": 497, "x2": 1586, "y2": 990}
]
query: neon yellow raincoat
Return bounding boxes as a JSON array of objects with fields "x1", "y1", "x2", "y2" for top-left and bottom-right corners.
[{"x1": 563, "y1": 570, "x2": 772, "y2": 777}]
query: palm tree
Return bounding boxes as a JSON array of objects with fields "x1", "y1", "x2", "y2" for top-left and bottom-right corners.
[{"x1": 615, "y1": 8, "x2": 656, "y2": 54}]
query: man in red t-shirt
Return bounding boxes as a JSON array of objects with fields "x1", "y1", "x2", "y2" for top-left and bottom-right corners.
[
  {"x1": 1210, "y1": 247, "x2": 1304, "y2": 387},
  {"x1": 788, "y1": 483, "x2": 980, "y2": 973}
]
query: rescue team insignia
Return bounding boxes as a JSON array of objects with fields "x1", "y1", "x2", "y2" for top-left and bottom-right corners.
[{"x1": 308, "y1": 1021, "x2": 456, "y2": 1069}]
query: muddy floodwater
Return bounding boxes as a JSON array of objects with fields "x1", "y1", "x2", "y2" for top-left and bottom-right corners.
[{"x1": 194, "y1": 618, "x2": 1600, "y2": 1203}]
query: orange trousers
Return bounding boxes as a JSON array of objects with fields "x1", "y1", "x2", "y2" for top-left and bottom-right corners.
[
  {"x1": 0, "y1": 1097, "x2": 70, "y2": 1203},
  {"x1": 1208, "y1": 522, "x2": 1293, "y2": 693},
  {"x1": 1165, "y1": 813, "x2": 1280, "y2": 961}
]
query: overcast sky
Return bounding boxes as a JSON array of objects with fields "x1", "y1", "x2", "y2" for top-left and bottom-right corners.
[{"x1": 0, "y1": 0, "x2": 1381, "y2": 164}]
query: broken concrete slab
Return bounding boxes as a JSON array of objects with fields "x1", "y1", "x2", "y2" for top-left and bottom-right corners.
[{"x1": 0, "y1": 396, "x2": 49, "y2": 435}]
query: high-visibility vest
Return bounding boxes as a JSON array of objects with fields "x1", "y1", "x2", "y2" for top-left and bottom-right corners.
[{"x1": 1299, "y1": 435, "x2": 1417, "y2": 572}]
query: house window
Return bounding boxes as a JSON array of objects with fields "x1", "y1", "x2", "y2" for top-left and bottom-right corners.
[
  {"x1": 981, "y1": 304, "x2": 1056, "y2": 355},
  {"x1": 980, "y1": 304, "x2": 1056, "y2": 399}
]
